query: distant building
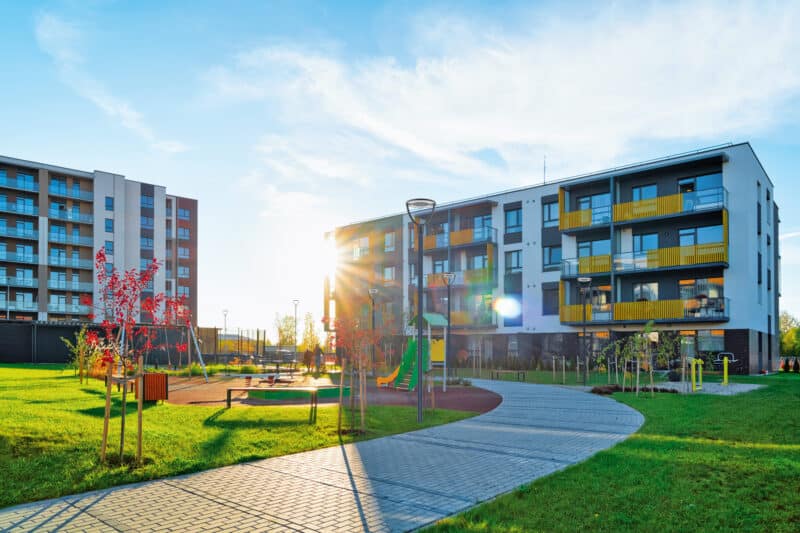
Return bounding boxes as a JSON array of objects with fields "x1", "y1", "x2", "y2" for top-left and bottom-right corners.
[
  {"x1": 323, "y1": 143, "x2": 779, "y2": 373},
  {"x1": 0, "y1": 154, "x2": 198, "y2": 324}
]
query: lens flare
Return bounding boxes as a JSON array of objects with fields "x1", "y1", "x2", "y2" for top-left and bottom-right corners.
[{"x1": 494, "y1": 297, "x2": 521, "y2": 318}]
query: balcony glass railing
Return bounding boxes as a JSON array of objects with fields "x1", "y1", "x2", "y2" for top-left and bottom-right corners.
[
  {"x1": 2, "y1": 300, "x2": 38, "y2": 312},
  {"x1": 48, "y1": 185, "x2": 94, "y2": 202},
  {"x1": 47, "y1": 303, "x2": 91, "y2": 314},
  {"x1": 0, "y1": 202, "x2": 39, "y2": 216},
  {"x1": 0, "y1": 175, "x2": 38, "y2": 192},
  {"x1": 48, "y1": 233, "x2": 94, "y2": 246},
  {"x1": 0, "y1": 226, "x2": 38, "y2": 240},
  {"x1": 450, "y1": 309, "x2": 497, "y2": 328},
  {"x1": 423, "y1": 226, "x2": 497, "y2": 250},
  {"x1": 48, "y1": 209, "x2": 94, "y2": 224},
  {"x1": 613, "y1": 187, "x2": 728, "y2": 222},
  {"x1": 559, "y1": 298, "x2": 729, "y2": 323},
  {"x1": 0, "y1": 276, "x2": 37, "y2": 288},
  {"x1": 425, "y1": 268, "x2": 497, "y2": 287},
  {"x1": 47, "y1": 280, "x2": 93, "y2": 292},
  {"x1": 613, "y1": 243, "x2": 727, "y2": 272},
  {"x1": 48, "y1": 256, "x2": 93, "y2": 269},
  {"x1": 0, "y1": 251, "x2": 38, "y2": 264},
  {"x1": 561, "y1": 255, "x2": 612, "y2": 276}
]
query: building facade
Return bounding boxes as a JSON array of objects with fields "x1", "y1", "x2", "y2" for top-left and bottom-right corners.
[
  {"x1": 323, "y1": 143, "x2": 779, "y2": 373},
  {"x1": 0, "y1": 154, "x2": 198, "y2": 324}
]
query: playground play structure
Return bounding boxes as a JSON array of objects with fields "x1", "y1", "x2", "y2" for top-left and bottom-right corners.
[{"x1": 376, "y1": 313, "x2": 449, "y2": 392}]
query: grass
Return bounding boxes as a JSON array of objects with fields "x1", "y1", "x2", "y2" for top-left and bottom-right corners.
[
  {"x1": 453, "y1": 366, "x2": 667, "y2": 386},
  {"x1": 0, "y1": 364, "x2": 474, "y2": 509},
  {"x1": 429, "y1": 372, "x2": 800, "y2": 533}
]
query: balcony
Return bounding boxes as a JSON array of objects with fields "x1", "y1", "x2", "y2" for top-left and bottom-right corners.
[
  {"x1": 49, "y1": 233, "x2": 94, "y2": 247},
  {"x1": 614, "y1": 243, "x2": 727, "y2": 273},
  {"x1": 423, "y1": 226, "x2": 497, "y2": 251},
  {"x1": 450, "y1": 310, "x2": 498, "y2": 328},
  {"x1": 1, "y1": 300, "x2": 38, "y2": 312},
  {"x1": 425, "y1": 268, "x2": 497, "y2": 288},
  {"x1": 48, "y1": 256, "x2": 93, "y2": 269},
  {"x1": 0, "y1": 202, "x2": 39, "y2": 217},
  {"x1": 559, "y1": 205, "x2": 612, "y2": 231},
  {"x1": 0, "y1": 251, "x2": 38, "y2": 264},
  {"x1": 0, "y1": 276, "x2": 38, "y2": 288},
  {"x1": 48, "y1": 185, "x2": 94, "y2": 202},
  {"x1": 613, "y1": 187, "x2": 727, "y2": 223},
  {"x1": 561, "y1": 255, "x2": 612, "y2": 277},
  {"x1": 0, "y1": 175, "x2": 38, "y2": 193},
  {"x1": 0, "y1": 226, "x2": 38, "y2": 240},
  {"x1": 48, "y1": 209, "x2": 94, "y2": 224},
  {"x1": 559, "y1": 298, "x2": 729, "y2": 324},
  {"x1": 47, "y1": 280, "x2": 94, "y2": 292},
  {"x1": 48, "y1": 303, "x2": 91, "y2": 314}
]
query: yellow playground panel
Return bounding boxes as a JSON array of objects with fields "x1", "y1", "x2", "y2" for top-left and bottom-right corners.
[{"x1": 430, "y1": 339, "x2": 445, "y2": 363}]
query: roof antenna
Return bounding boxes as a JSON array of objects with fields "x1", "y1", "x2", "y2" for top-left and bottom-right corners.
[{"x1": 543, "y1": 154, "x2": 547, "y2": 184}]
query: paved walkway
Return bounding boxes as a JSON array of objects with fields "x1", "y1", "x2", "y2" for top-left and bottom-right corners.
[{"x1": 0, "y1": 380, "x2": 643, "y2": 532}]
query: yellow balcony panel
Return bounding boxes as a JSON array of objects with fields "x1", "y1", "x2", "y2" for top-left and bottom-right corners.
[
  {"x1": 615, "y1": 242, "x2": 727, "y2": 272},
  {"x1": 423, "y1": 234, "x2": 437, "y2": 250},
  {"x1": 450, "y1": 228, "x2": 473, "y2": 246},
  {"x1": 559, "y1": 209, "x2": 591, "y2": 231},
  {"x1": 578, "y1": 254, "x2": 611, "y2": 274},
  {"x1": 613, "y1": 193, "x2": 683, "y2": 222},
  {"x1": 560, "y1": 303, "x2": 591, "y2": 323},
  {"x1": 613, "y1": 300, "x2": 684, "y2": 321}
]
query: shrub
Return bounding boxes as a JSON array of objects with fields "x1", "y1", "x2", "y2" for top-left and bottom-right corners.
[
  {"x1": 795, "y1": 358, "x2": 800, "y2": 374},
  {"x1": 239, "y1": 364, "x2": 259, "y2": 374},
  {"x1": 667, "y1": 370, "x2": 681, "y2": 382}
]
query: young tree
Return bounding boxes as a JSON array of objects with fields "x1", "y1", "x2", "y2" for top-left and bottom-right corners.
[
  {"x1": 300, "y1": 312, "x2": 321, "y2": 352},
  {"x1": 274, "y1": 313, "x2": 297, "y2": 347}
]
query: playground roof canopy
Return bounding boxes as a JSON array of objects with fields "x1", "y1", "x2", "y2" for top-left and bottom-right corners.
[{"x1": 409, "y1": 313, "x2": 449, "y2": 327}]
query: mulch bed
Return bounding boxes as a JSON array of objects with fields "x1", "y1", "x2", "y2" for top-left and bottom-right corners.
[{"x1": 591, "y1": 384, "x2": 679, "y2": 395}]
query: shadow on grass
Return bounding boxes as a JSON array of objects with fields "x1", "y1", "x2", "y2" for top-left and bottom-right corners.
[
  {"x1": 77, "y1": 399, "x2": 159, "y2": 418},
  {"x1": 201, "y1": 410, "x2": 312, "y2": 430}
]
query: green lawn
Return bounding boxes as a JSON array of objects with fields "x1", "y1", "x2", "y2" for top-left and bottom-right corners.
[
  {"x1": 453, "y1": 366, "x2": 667, "y2": 386},
  {"x1": 0, "y1": 364, "x2": 473, "y2": 509},
  {"x1": 430, "y1": 372, "x2": 800, "y2": 532}
]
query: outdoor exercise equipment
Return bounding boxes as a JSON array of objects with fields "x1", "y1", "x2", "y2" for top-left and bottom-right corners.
[
  {"x1": 691, "y1": 358, "x2": 704, "y2": 392},
  {"x1": 551, "y1": 355, "x2": 566, "y2": 384},
  {"x1": 713, "y1": 352, "x2": 736, "y2": 385}
]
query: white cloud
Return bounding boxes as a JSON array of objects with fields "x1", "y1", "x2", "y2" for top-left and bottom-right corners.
[
  {"x1": 34, "y1": 12, "x2": 188, "y2": 153},
  {"x1": 207, "y1": 1, "x2": 800, "y2": 188}
]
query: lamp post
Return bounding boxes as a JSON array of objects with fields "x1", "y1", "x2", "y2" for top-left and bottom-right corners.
[
  {"x1": 407, "y1": 198, "x2": 436, "y2": 423},
  {"x1": 222, "y1": 309, "x2": 228, "y2": 353},
  {"x1": 442, "y1": 272, "x2": 455, "y2": 393},
  {"x1": 292, "y1": 299, "x2": 299, "y2": 360},
  {"x1": 577, "y1": 276, "x2": 592, "y2": 386},
  {"x1": 368, "y1": 288, "x2": 378, "y2": 366}
]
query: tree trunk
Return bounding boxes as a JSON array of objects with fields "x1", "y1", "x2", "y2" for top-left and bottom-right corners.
[
  {"x1": 337, "y1": 357, "x2": 346, "y2": 434},
  {"x1": 359, "y1": 364, "x2": 366, "y2": 434},
  {"x1": 137, "y1": 356, "x2": 143, "y2": 464},
  {"x1": 119, "y1": 365, "x2": 128, "y2": 463},
  {"x1": 100, "y1": 361, "x2": 113, "y2": 462},
  {"x1": 621, "y1": 359, "x2": 626, "y2": 393},
  {"x1": 635, "y1": 358, "x2": 640, "y2": 397}
]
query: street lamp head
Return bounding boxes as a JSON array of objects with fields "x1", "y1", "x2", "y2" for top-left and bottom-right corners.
[
  {"x1": 442, "y1": 272, "x2": 455, "y2": 286},
  {"x1": 406, "y1": 198, "x2": 436, "y2": 226},
  {"x1": 292, "y1": 299, "x2": 299, "y2": 305},
  {"x1": 577, "y1": 277, "x2": 592, "y2": 285},
  {"x1": 368, "y1": 288, "x2": 378, "y2": 297}
]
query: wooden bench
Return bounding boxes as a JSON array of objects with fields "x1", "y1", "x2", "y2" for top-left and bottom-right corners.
[
  {"x1": 225, "y1": 386, "x2": 341, "y2": 423},
  {"x1": 490, "y1": 369, "x2": 527, "y2": 382}
]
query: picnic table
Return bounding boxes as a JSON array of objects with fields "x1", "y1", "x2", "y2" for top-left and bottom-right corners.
[
  {"x1": 490, "y1": 369, "x2": 527, "y2": 382},
  {"x1": 225, "y1": 385, "x2": 340, "y2": 423}
]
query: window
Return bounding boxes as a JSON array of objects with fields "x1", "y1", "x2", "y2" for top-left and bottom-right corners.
[
  {"x1": 105, "y1": 240, "x2": 114, "y2": 255},
  {"x1": 577, "y1": 239, "x2": 610, "y2": 257},
  {"x1": 633, "y1": 282, "x2": 658, "y2": 301},
  {"x1": 633, "y1": 233, "x2": 658, "y2": 252},
  {"x1": 140, "y1": 236, "x2": 154, "y2": 249},
  {"x1": 383, "y1": 266, "x2": 396, "y2": 281},
  {"x1": 758, "y1": 252, "x2": 762, "y2": 284},
  {"x1": 768, "y1": 269, "x2": 772, "y2": 291},
  {"x1": 470, "y1": 254, "x2": 488, "y2": 270},
  {"x1": 505, "y1": 208, "x2": 522, "y2": 234},
  {"x1": 141, "y1": 216, "x2": 154, "y2": 229},
  {"x1": 473, "y1": 214, "x2": 492, "y2": 240},
  {"x1": 632, "y1": 184, "x2": 657, "y2": 201},
  {"x1": 177, "y1": 286, "x2": 190, "y2": 297},
  {"x1": 505, "y1": 250, "x2": 522, "y2": 273},
  {"x1": 178, "y1": 247, "x2": 190, "y2": 258},
  {"x1": 678, "y1": 173, "x2": 722, "y2": 193},
  {"x1": 697, "y1": 330, "x2": 724, "y2": 352},
  {"x1": 384, "y1": 232, "x2": 396, "y2": 252},
  {"x1": 757, "y1": 201, "x2": 762, "y2": 235},
  {"x1": 543, "y1": 202, "x2": 559, "y2": 228},
  {"x1": 679, "y1": 225, "x2": 723, "y2": 247},
  {"x1": 178, "y1": 266, "x2": 190, "y2": 278},
  {"x1": 141, "y1": 195, "x2": 154, "y2": 208},
  {"x1": 178, "y1": 227, "x2": 190, "y2": 240},
  {"x1": 543, "y1": 246, "x2": 561, "y2": 269},
  {"x1": 178, "y1": 208, "x2": 190, "y2": 220},
  {"x1": 577, "y1": 193, "x2": 611, "y2": 224},
  {"x1": 105, "y1": 262, "x2": 113, "y2": 276},
  {"x1": 433, "y1": 258, "x2": 449, "y2": 273},
  {"x1": 105, "y1": 196, "x2": 114, "y2": 211},
  {"x1": 105, "y1": 218, "x2": 114, "y2": 233},
  {"x1": 679, "y1": 277, "x2": 724, "y2": 300},
  {"x1": 767, "y1": 190, "x2": 771, "y2": 225},
  {"x1": 542, "y1": 287, "x2": 559, "y2": 315},
  {"x1": 352, "y1": 236, "x2": 369, "y2": 259}
]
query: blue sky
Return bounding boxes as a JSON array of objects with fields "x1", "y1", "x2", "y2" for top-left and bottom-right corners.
[{"x1": 2, "y1": 0, "x2": 800, "y2": 332}]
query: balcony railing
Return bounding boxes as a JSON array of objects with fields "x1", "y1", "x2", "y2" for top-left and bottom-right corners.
[
  {"x1": 48, "y1": 209, "x2": 94, "y2": 224},
  {"x1": 47, "y1": 280, "x2": 94, "y2": 292},
  {"x1": 0, "y1": 202, "x2": 39, "y2": 216},
  {"x1": 47, "y1": 303, "x2": 91, "y2": 314},
  {"x1": 48, "y1": 185, "x2": 94, "y2": 202},
  {"x1": 425, "y1": 268, "x2": 497, "y2": 287},
  {"x1": 0, "y1": 226, "x2": 38, "y2": 240},
  {"x1": 613, "y1": 187, "x2": 727, "y2": 222},
  {"x1": 48, "y1": 233, "x2": 94, "y2": 246},
  {"x1": 48, "y1": 256, "x2": 93, "y2": 269},
  {"x1": 560, "y1": 298, "x2": 729, "y2": 323},
  {"x1": 450, "y1": 310, "x2": 497, "y2": 328},
  {"x1": 561, "y1": 255, "x2": 612, "y2": 276},
  {"x1": 1, "y1": 300, "x2": 38, "y2": 312},
  {"x1": 0, "y1": 251, "x2": 38, "y2": 264},
  {"x1": 423, "y1": 226, "x2": 497, "y2": 250},
  {"x1": 0, "y1": 175, "x2": 38, "y2": 192},
  {"x1": 559, "y1": 206, "x2": 611, "y2": 231},
  {"x1": 614, "y1": 243, "x2": 727, "y2": 272},
  {"x1": 0, "y1": 276, "x2": 38, "y2": 288}
]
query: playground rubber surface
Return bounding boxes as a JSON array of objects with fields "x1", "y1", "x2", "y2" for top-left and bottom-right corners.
[{"x1": 0, "y1": 380, "x2": 643, "y2": 532}]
